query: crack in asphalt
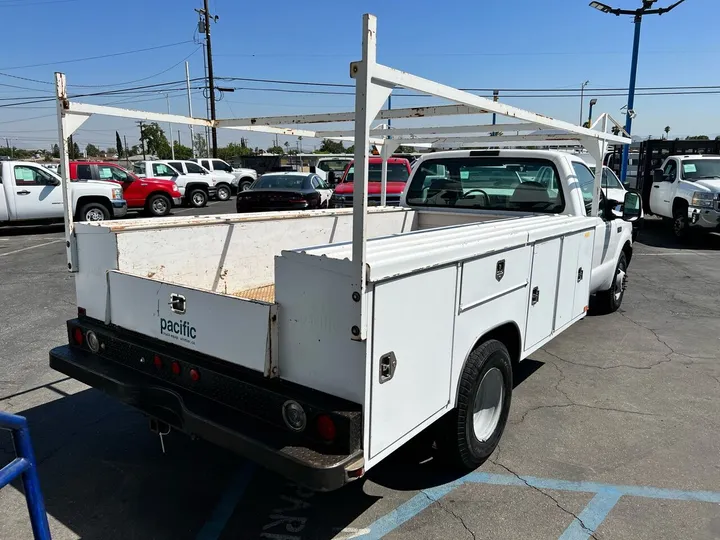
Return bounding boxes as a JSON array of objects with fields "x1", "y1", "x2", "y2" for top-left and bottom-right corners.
[
  {"x1": 489, "y1": 459, "x2": 600, "y2": 540},
  {"x1": 419, "y1": 489, "x2": 477, "y2": 540},
  {"x1": 512, "y1": 358, "x2": 656, "y2": 425}
]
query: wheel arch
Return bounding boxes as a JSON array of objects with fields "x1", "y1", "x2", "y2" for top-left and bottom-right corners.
[
  {"x1": 672, "y1": 197, "x2": 688, "y2": 215},
  {"x1": 75, "y1": 195, "x2": 112, "y2": 219},
  {"x1": 453, "y1": 320, "x2": 522, "y2": 407}
]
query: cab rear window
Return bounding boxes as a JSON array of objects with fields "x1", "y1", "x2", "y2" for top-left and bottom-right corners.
[{"x1": 405, "y1": 157, "x2": 564, "y2": 213}]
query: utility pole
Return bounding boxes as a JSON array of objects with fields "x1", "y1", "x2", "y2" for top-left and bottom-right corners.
[
  {"x1": 579, "y1": 80, "x2": 589, "y2": 125},
  {"x1": 589, "y1": 0, "x2": 686, "y2": 182},
  {"x1": 196, "y1": 0, "x2": 218, "y2": 157},
  {"x1": 137, "y1": 121, "x2": 146, "y2": 160},
  {"x1": 185, "y1": 61, "x2": 195, "y2": 158},
  {"x1": 492, "y1": 90, "x2": 499, "y2": 135},
  {"x1": 166, "y1": 94, "x2": 175, "y2": 160},
  {"x1": 123, "y1": 135, "x2": 129, "y2": 166}
]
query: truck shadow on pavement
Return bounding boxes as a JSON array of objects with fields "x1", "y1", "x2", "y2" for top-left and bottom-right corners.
[
  {"x1": 636, "y1": 217, "x2": 720, "y2": 250},
  {"x1": 0, "y1": 224, "x2": 64, "y2": 237},
  {"x1": 0, "y1": 360, "x2": 545, "y2": 540}
]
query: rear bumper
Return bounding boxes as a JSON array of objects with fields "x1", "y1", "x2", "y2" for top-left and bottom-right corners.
[
  {"x1": 112, "y1": 200, "x2": 128, "y2": 218},
  {"x1": 49, "y1": 331, "x2": 362, "y2": 491}
]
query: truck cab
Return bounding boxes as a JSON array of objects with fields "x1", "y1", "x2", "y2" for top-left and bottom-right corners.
[
  {"x1": 649, "y1": 155, "x2": 720, "y2": 239},
  {"x1": 69, "y1": 161, "x2": 182, "y2": 217},
  {"x1": 169, "y1": 160, "x2": 234, "y2": 201},
  {"x1": 0, "y1": 160, "x2": 126, "y2": 224},
  {"x1": 331, "y1": 157, "x2": 411, "y2": 207},
  {"x1": 133, "y1": 160, "x2": 213, "y2": 208}
]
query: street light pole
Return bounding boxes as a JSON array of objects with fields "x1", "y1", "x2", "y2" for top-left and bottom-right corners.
[
  {"x1": 620, "y1": 15, "x2": 642, "y2": 182},
  {"x1": 579, "y1": 80, "x2": 589, "y2": 125},
  {"x1": 588, "y1": 98, "x2": 598, "y2": 127},
  {"x1": 588, "y1": 0, "x2": 686, "y2": 183}
]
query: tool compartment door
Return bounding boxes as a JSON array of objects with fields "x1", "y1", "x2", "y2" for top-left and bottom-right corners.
[
  {"x1": 369, "y1": 265, "x2": 457, "y2": 459},
  {"x1": 524, "y1": 238, "x2": 562, "y2": 351},
  {"x1": 573, "y1": 229, "x2": 595, "y2": 317},
  {"x1": 106, "y1": 271, "x2": 275, "y2": 375}
]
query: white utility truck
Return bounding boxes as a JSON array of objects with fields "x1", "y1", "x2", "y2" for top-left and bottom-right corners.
[
  {"x1": 132, "y1": 160, "x2": 215, "y2": 207},
  {"x1": 647, "y1": 155, "x2": 720, "y2": 239},
  {"x1": 49, "y1": 14, "x2": 640, "y2": 491},
  {"x1": 193, "y1": 158, "x2": 258, "y2": 193},
  {"x1": 0, "y1": 160, "x2": 126, "y2": 224},
  {"x1": 165, "y1": 159, "x2": 234, "y2": 201}
]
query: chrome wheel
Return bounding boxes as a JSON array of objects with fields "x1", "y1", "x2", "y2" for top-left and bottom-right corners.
[
  {"x1": 191, "y1": 191, "x2": 206, "y2": 206},
  {"x1": 216, "y1": 186, "x2": 231, "y2": 201},
  {"x1": 472, "y1": 367, "x2": 504, "y2": 442},
  {"x1": 85, "y1": 208, "x2": 105, "y2": 221},
  {"x1": 152, "y1": 198, "x2": 168, "y2": 214},
  {"x1": 240, "y1": 181, "x2": 252, "y2": 192}
]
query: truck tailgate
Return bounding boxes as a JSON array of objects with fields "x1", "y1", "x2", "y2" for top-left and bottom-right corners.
[{"x1": 106, "y1": 270, "x2": 277, "y2": 376}]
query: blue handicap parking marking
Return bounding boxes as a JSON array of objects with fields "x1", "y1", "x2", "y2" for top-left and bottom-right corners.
[{"x1": 358, "y1": 471, "x2": 720, "y2": 540}]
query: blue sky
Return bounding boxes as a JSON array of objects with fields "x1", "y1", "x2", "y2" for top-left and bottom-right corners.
[{"x1": 0, "y1": 0, "x2": 718, "y2": 152}]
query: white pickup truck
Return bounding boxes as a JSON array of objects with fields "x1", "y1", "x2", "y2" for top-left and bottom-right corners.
[
  {"x1": 48, "y1": 13, "x2": 639, "y2": 492},
  {"x1": 0, "y1": 160, "x2": 126, "y2": 224},
  {"x1": 648, "y1": 154, "x2": 720, "y2": 239},
  {"x1": 132, "y1": 160, "x2": 214, "y2": 208},
  {"x1": 193, "y1": 158, "x2": 258, "y2": 193}
]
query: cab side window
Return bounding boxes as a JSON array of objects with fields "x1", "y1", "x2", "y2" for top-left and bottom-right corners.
[
  {"x1": 152, "y1": 163, "x2": 176, "y2": 177},
  {"x1": 14, "y1": 166, "x2": 57, "y2": 186},
  {"x1": 76, "y1": 164, "x2": 93, "y2": 180},
  {"x1": 663, "y1": 160, "x2": 677, "y2": 182}
]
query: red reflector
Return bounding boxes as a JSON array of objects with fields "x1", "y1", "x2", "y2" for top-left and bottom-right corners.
[
  {"x1": 189, "y1": 368, "x2": 200, "y2": 382},
  {"x1": 171, "y1": 361, "x2": 181, "y2": 375},
  {"x1": 73, "y1": 327, "x2": 84, "y2": 346},
  {"x1": 347, "y1": 466, "x2": 364, "y2": 479},
  {"x1": 153, "y1": 355, "x2": 163, "y2": 369},
  {"x1": 78, "y1": 307, "x2": 87, "y2": 317},
  {"x1": 316, "y1": 414, "x2": 336, "y2": 441}
]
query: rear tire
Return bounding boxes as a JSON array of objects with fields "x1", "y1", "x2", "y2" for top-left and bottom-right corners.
[
  {"x1": 146, "y1": 194, "x2": 171, "y2": 217},
  {"x1": 439, "y1": 339, "x2": 512, "y2": 469},
  {"x1": 215, "y1": 184, "x2": 231, "y2": 201},
  {"x1": 77, "y1": 202, "x2": 110, "y2": 222},
  {"x1": 593, "y1": 251, "x2": 627, "y2": 315},
  {"x1": 188, "y1": 189, "x2": 208, "y2": 208}
]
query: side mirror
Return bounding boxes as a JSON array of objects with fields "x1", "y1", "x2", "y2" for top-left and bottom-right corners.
[
  {"x1": 653, "y1": 168, "x2": 665, "y2": 183},
  {"x1": 622, "y1": 191, "x2": 642, "y2": 222},
  {"x1": 50, "y1": 177, "x2": 61, "y2": 186}
]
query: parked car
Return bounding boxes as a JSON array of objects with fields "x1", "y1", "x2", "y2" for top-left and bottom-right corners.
[
  {"x1": 310, "y1": 157, "x2": 353, "y2": 185},
  {"x1": 1, "y1": 160, "x2": 126, "y2": 224},
  {"x1": 193, "y1": 158, "x2": 258, "y2": 193},
  {"x1": 133, "y1": 161, "x2": 214, "y2": 208},
  {"x1": 168, "y1": 160, "x2": 234, "y2": 201},
  {"x1": 236, "y1": 172, "x2": 333, "y2": 212},
  {"x1": 69, "y1": 161, "x2": 181, "y2": 217},
  {"x1": 330, "y1": 157, "x2": 412, "y2": 207}
]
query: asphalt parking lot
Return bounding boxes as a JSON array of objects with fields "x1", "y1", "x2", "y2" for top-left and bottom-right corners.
[{"x1": 1, "y1": 210, "x2": 719, "y2": 540}]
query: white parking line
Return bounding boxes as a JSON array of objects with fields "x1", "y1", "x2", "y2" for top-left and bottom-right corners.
[{"x1": 0, "y1": 239, "x2": 64, "y2": 257}]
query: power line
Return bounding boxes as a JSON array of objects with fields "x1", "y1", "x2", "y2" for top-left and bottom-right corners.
[{"x1": 0, "y1": 40, "x2": 195, "y2": 71}]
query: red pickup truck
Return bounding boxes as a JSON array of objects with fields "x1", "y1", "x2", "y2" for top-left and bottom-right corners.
[
  {"x1": 330, "y1": 157, "x2": 411, "y2": 207},
  {"x1": 69, "y1": 161, "x2": 182, "y2": 217}
]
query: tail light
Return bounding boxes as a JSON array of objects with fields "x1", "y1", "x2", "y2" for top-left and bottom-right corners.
[
  {"x1": 153, "y1": 354, "x2": 163, "y2": 369},
  {"x1": 316, "y1": 414, "x2": 336, "y2": 442},
  {"x1": 171, "y1": 361, "x2": 181, "y2": 375},
  {"x1": 72, "y1": 327, "x2": 84, "y2": 346},
  {"x1": 189, "y1": 368, "x2": 200, "y2": 382}
]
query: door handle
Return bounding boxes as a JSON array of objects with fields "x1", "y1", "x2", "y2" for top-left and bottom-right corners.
[
  {"x1": 653, "y1": 185, "x2": 659, "y2": 189},
  {"x1": 16, "y1": 190, "x2": 31, "y2": 195},
  {"x1": 531, "y1": 286, "x2": 540, "y2": 305}
]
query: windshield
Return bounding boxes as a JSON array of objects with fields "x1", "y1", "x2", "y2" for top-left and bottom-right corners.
[
  {"x1": 680, "y1": 159, "x2": 720, "y2": 180},
  {"x1": 255, "y1": 174, "x2": 308, "y2": 189},
  {"x1": 405, "y1": 157, "x2": 564, "y2": 213},
  {"x1": 344, "y1": 163, "x2": 409, "y2": 183},
  {"x1": 318, "y1": 159, "x2": 351, "y2": 173},
  {"x1": 601, "y1": 167, "x2": 623, "y2": 189}
]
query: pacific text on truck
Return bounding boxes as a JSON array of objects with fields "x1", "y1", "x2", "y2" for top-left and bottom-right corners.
[{"x1": 49, "y1": 14, "x2": 641, "y2": 491}]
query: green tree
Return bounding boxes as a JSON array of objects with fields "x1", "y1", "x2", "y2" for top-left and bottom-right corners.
[
  {"x1": 51, "y1": 144, "x2": 60, "y2": 158},
  {"x1": 217, "y1": 142, "x2": 253, "y2": 160},
  {"x1": 284, "y1": 141, "x2": 290, "y2": 153},
  {"x1": 267, "y1": 145, "x2": 284, "y2": 154},
  {"x1": 173, "y1": 141, "x2": 193, "y2": 160},
  {"x1": 130, "y1": 145, "x2": 140, "y2": 156},
  {"x1": 317, "y1": 139, "x2": 346, "y2": 154},
  {"x1": 716, "y1": 135, "x2": 720, "y2": 141},
  {"x1": 85, "y1": 143, "x2": 100, "y2": 157},
  {"x1": 346, "y1": 144, "x2": 355, "y2": 153},
  {"x1": 116, "y1": 131, "x2": 124, "y2": 158},
  {"x1": 664, "y1": 126, "x2": 671, "y2": 139},
  {"x1": 193, "y1": 133, "x2": 208, "y2": 158},
  {"x1": 685, "y1": 135, "x2": 709, "y2": 140},
  {"x1": 140, "y1": 122, "x2": 172, "y2": 158}
]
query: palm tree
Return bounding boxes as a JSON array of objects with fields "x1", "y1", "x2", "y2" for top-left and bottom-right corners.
[
  {"x1": 664, "y1": 126, "x2": 671, "y2": 139},
  {"x1": 284, "y1": 141, "x2": 290, "y2": 153}
]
